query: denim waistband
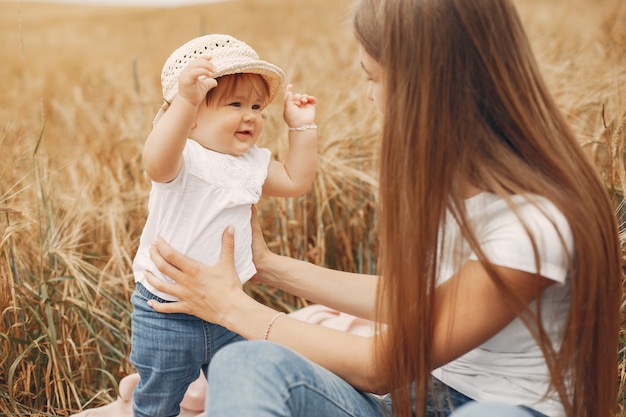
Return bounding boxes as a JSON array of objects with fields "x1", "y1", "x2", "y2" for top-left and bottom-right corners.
[{"x1": 134, "y1": 281, "x2": 174, "y2": 304}]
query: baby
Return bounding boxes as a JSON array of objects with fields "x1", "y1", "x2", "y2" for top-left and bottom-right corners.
[{"x1": 130, "y1": 34, "x2": 317, "y2": 417}]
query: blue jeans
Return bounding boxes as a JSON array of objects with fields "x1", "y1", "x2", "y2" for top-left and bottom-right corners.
[
  {"x1": 205, "y1": 341, "x2": 546, "y2": 417},
  {"x1": 130, "y1": 283, "x2": 244, "y2": 417}
]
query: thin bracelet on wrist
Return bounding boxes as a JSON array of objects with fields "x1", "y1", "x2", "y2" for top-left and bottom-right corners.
[
  {"x1": 288, "y1": 123, "x2": 317, "y2": 131},
  {"x1": 263, "y1": 312, "x2": 286, "y2": 341}
]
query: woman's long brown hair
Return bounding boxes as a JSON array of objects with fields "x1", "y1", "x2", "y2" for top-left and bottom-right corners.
[{"x1": 354, "y1": 0, "x2": 622, "y2": 416}]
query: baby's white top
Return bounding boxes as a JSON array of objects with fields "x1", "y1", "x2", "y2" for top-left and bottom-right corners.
[{"x1": 133, "y1": 139, "x2": 271, "y2": 301}]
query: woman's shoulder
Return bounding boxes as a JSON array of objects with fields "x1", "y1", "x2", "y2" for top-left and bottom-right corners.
[
  {"x1": 465, "y1": 192, "x2": 573, "y2": 256},
  {"x1": 466, "y1": 192, "x2": 567, "y2": 225},
  {"x1": 463, "y1": 193, "x2": 573, "y2": 284}
]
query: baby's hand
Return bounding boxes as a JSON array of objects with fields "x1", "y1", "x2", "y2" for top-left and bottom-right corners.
[
  {"x1": 283, "y1": 84, "x2": 317, "y2": 129},
  {"x1": 177, "y1": 55, "x2": 218, "y2": 107}
]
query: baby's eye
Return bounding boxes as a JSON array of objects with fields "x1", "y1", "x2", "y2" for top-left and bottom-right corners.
[
  {"x1": 252, "y1": 104, "x2": 262, "y2": 110},
  {"x1": 229, "y1": 102, "x2": 242, "y2": 108}
]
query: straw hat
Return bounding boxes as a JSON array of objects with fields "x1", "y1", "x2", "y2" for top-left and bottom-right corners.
[{"x1": 155, "y1": 34, "x2": 285, "y2": 122}]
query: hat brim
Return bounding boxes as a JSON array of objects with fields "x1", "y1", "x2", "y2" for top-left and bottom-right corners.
[
  {"x1": 211, "y1": 60, "x2": 284, "y2": 107},
  {"x1": 162, "y1": 59, "x2": 284, "y2": 107},
  {"x1": 155, "y1": 62, "x2": 284, "y2": 125}
]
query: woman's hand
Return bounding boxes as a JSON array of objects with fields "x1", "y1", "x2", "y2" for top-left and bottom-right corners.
[{"x1": 145, "y1": 226, "x2": 244, "y2": 325}]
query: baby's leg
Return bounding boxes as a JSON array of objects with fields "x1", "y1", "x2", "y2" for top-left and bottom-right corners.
[
  {"x1": 201, "y1": 321, "x2": 245, "y2": 377},
  {"x1": 129, "y1": 283, "x2": 208, "y2": 417}
]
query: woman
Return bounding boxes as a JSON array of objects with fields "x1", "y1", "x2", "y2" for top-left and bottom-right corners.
[{"x1": 145, "y1": 0, "x2": 622, "y2": 416}]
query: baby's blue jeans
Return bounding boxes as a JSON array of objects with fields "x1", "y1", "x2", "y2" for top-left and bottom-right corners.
[
  {"x1": 205, "y1": 340, "x2": 546, "y2": 417},
  {"x1": 130, "y1": 282, "x2": 244, "y2": 417}
]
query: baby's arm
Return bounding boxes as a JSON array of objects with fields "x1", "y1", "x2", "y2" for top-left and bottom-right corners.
[
  {"x1": 263, "y1": 84, "x2": 318, "y2": 197},
  {"x1": 143, "y1": 56, "x2": 217, "y2": 183}
]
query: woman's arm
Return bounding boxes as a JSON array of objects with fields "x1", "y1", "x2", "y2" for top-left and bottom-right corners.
[
  {"x1": 252, "y1": 253, "x2": 379, "y2": 320},
  {"x1": 146, "y1": 211, "x2": 554, "y2": 394},
  {"x1": 145, "y1": 227, "x2": 384, "y2": 393},
  {"x1": 429, "y1": 261, "x2": 553, "y2": 369},
  {"x1": 250, "y1": 208, "x2": 378, "y2": 320}
]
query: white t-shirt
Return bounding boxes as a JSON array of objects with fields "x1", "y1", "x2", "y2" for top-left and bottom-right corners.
[
  {"x1": 133, "y1": 139, "x2": 271, "y2": 301},
  {"x1": 431, "y1": 192, "x2": 573, "y2": 417}
]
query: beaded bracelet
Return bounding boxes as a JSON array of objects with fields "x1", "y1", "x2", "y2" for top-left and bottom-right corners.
[
  {"x1": 288, "y1": 124, "x2": 318, "y2": 131},
  {"x1": 263, "y1": 312, "x2": 286, "y2": 341}
]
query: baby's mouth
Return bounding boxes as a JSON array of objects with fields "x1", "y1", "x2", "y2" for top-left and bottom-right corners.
[{"x1": 236, "y1": 130, "x2": 253, "y2": 139}]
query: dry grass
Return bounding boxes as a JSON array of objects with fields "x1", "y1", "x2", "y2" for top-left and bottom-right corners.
[{"x1": 0, "y1": 0, "x2": 624, "y2": 415}]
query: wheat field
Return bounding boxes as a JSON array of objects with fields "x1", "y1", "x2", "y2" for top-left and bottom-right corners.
[{"x1": 0, "y1": 0, "x2": 624, "y2": 415}]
